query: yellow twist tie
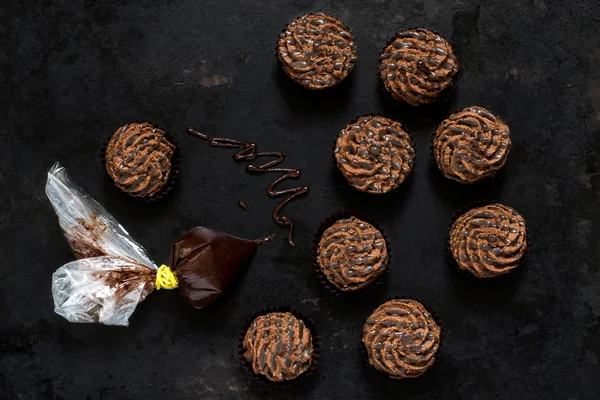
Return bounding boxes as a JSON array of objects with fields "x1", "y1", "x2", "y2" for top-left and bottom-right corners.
[{"x1": 156, "y1": 264, "x2": 179, "y2": 290}]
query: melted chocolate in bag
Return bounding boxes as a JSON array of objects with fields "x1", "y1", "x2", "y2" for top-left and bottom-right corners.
[{"x1": 170, "y1": 227, "x2": 270, "y2": 308}]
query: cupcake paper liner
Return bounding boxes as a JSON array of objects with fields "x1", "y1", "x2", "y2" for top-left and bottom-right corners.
[
  {"x1": 429, "y1": 107, "x2": 511, "y2": 184},
  {"x1": 360, "y1": 296, "x2": 444, "y2": 381},
  {"x1": 311, "y1": 211, "x2": 392, "y2": 296},
  {"x1": 447, "y1": 201, "x2": 531, "y2": 280},
  {"x1": 237, "y1": 307, "x2": 320, "y2": 388},
  {"x1": 275, "y1": 13, "x2": 356, "y2": 90},
  {"x1": 378, "y1": 27, "x2": 459, "y2": 107},
  {"x1": 100, "y1": 121, "x2": 180, "y2": 202},
  {"x1": 331, "y1": 114, "x2": 417, "y2": 194}
]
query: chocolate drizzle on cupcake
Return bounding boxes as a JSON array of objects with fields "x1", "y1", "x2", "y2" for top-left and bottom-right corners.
[
  {"x1": 449, "y1": 203, "x2": 527, "y2": 278},
  {"x1": 243, "y1": 312, "x2": 314, "y2": 382},
  {"x1": 363, "y1": 299, "x2": 441, "y2": 379},
  {"x1": 278, "y1": 13, "x2": 357, "y2": 89},
  {"x1": 335, "y1": 115, "x2": 415, "y2": 194},
  {"x1": 317, "y1": 217, "x2": 388, "y2": 291},
  {"x1": 104, "y1": 122, "x2": 176, "y2": 197},
  {"x1": 433, "y1": 107, "x2": 511, "y2": 183},
  {"x1": 380, "y1": 28, "x2": 458, "y2": 106}
]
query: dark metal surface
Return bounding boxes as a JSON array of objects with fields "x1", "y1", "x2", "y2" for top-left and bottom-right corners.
[{"x1": 1, "y1": 0, "x2": 599, "y2": 399}]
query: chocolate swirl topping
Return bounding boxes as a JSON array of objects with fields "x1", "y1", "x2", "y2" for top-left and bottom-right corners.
[
  {"x1": 317, "y1": 217, "x2": 388, "y2": 291},
  {"x1": 433, "y1": 107, "x2": 511, "y2": 183},
  {"x1": 363, "y1": 299, "x2": 441, "y2": 379},
  {"x1": 187, "y1": 128, "x2": 309, "y2": 246},
  {"x1": 335, "y1": 115, "x2": 415, "y2": 194},
  {"x1": 243, "y1": 312, "x2": 313, "y2": 382},
  {"x1": 380, "y1": 28, "x2": 458, "y2": 106},
  {"x1": 278, "y1": 13, "x2": 357, "y2": 89},
  {"x1": 104, "y1": 123, "x2": 175, "y2": 197},
  {"x1": 449, "y1": 203, "x2": 527, "y2": 278}
]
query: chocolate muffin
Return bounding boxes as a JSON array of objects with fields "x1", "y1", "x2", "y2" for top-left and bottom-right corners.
[
  {"x1": 379, "y1": 28, "x2": 458, "y2": 106},
  {"x1": 277, "y1": 13, "x2": 357, "y2": 89},
  {"x1": 242, "y1": 312, "x2": 314, "y2": 382},
  {"x1": 449, "y1": 203, "x2": 527, "y2": 278},
  {"x1": 334, "y1": 115, "x2": 415, "y2": 194},
  {"x1": 433, "y1": 107, "x2": 510, "y2": 183},
  {"x1": 316, "y1": 216, "x2": 388, "y2": 291},
  {"x1": 363, "y1": 299, "x2": 441, "y2": 379},
  {"x1": 104, "y1": 122, "x2": 176, "y2": 198}
]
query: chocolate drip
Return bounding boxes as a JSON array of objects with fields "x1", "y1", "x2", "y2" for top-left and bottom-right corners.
[{"x1": 187, "y1": 128, "x2": 309, "y2": 246}]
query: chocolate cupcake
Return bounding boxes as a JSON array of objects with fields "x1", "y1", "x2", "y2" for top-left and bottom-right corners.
[
  {"x1": 433, "y1": 107, "x2": 511, "y2": 183},
  {"x1": 379, "y1": 28, "x2": 458, "y2": 106},
  {"x1": 334, "y1": 115, "x2": 415, "y2": 194},
  {"x1": 316, "y1": 216, "x2": 388, "y2": 292},
  {"x1": 104, "y1": 122, "x2": 176, "y2": 198},
  {"x1": 449, "y1": 203, "x2": 527, "y2": 278},
  {"x1": 242, "y1": 311, "x2": 314, "y2": 382},
  {"x1": 362, "y1": 299, "x2": 441, "y2": 379},
  {"x1": 277, "y1": 13, "x2": 357, "y2": 89}
]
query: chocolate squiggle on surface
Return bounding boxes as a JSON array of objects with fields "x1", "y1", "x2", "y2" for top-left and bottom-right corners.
[
  {"x1": 449, "y1": 203, "x2": 527, "y2": 278},
  {"x1": 243, "y1": 312, "x2": 313, "y2": 382},
  {"x1": 380, "y1": 28, "x2": 458, "y2": 106},
  {"x1": 187, "y1": 128, "x2": 309, "y2": 246},
  {"x1": 278, "y1": 13, "x2": 357, "y2": 89},
  {"x1": 434, "y1": 107, "x2": 511, "y2": 183},
  {"x1": 363, "y1": 299, "x2": 441, "y2": 379}
]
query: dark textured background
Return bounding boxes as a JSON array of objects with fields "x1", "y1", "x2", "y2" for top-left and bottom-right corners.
[{"x1": 1, "y1": 0, "x2": 599, "y2": 399}]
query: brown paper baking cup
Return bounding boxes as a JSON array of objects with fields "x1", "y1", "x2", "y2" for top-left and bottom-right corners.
[
  {"x1": 447, "y1": 201, "x2": 530, "y2": 280},
  {"x1": 237, "y1": 307, "x2": 320, "y2": 387},
  {"x1": 378, "y1": 28, "x2": 458, "y2": 107},
  {"x1": 360, "y1": 296, "x2": 444, "y2": 380},
  {"x1": 311, "y1": 212, "x2": 391, "y2": 296},
  {"x1": 100, "y1": 122, "x2": 180, "y2": 202},
  {"x1": 275, "y1": 13, "x2": 356, "y2": 90},
  {"x1": 332, "y1": 114, "x2": 416, "y2": 194},
  {"x1": 430, "y1": 108, "x2": 511, "y2": 184}
]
